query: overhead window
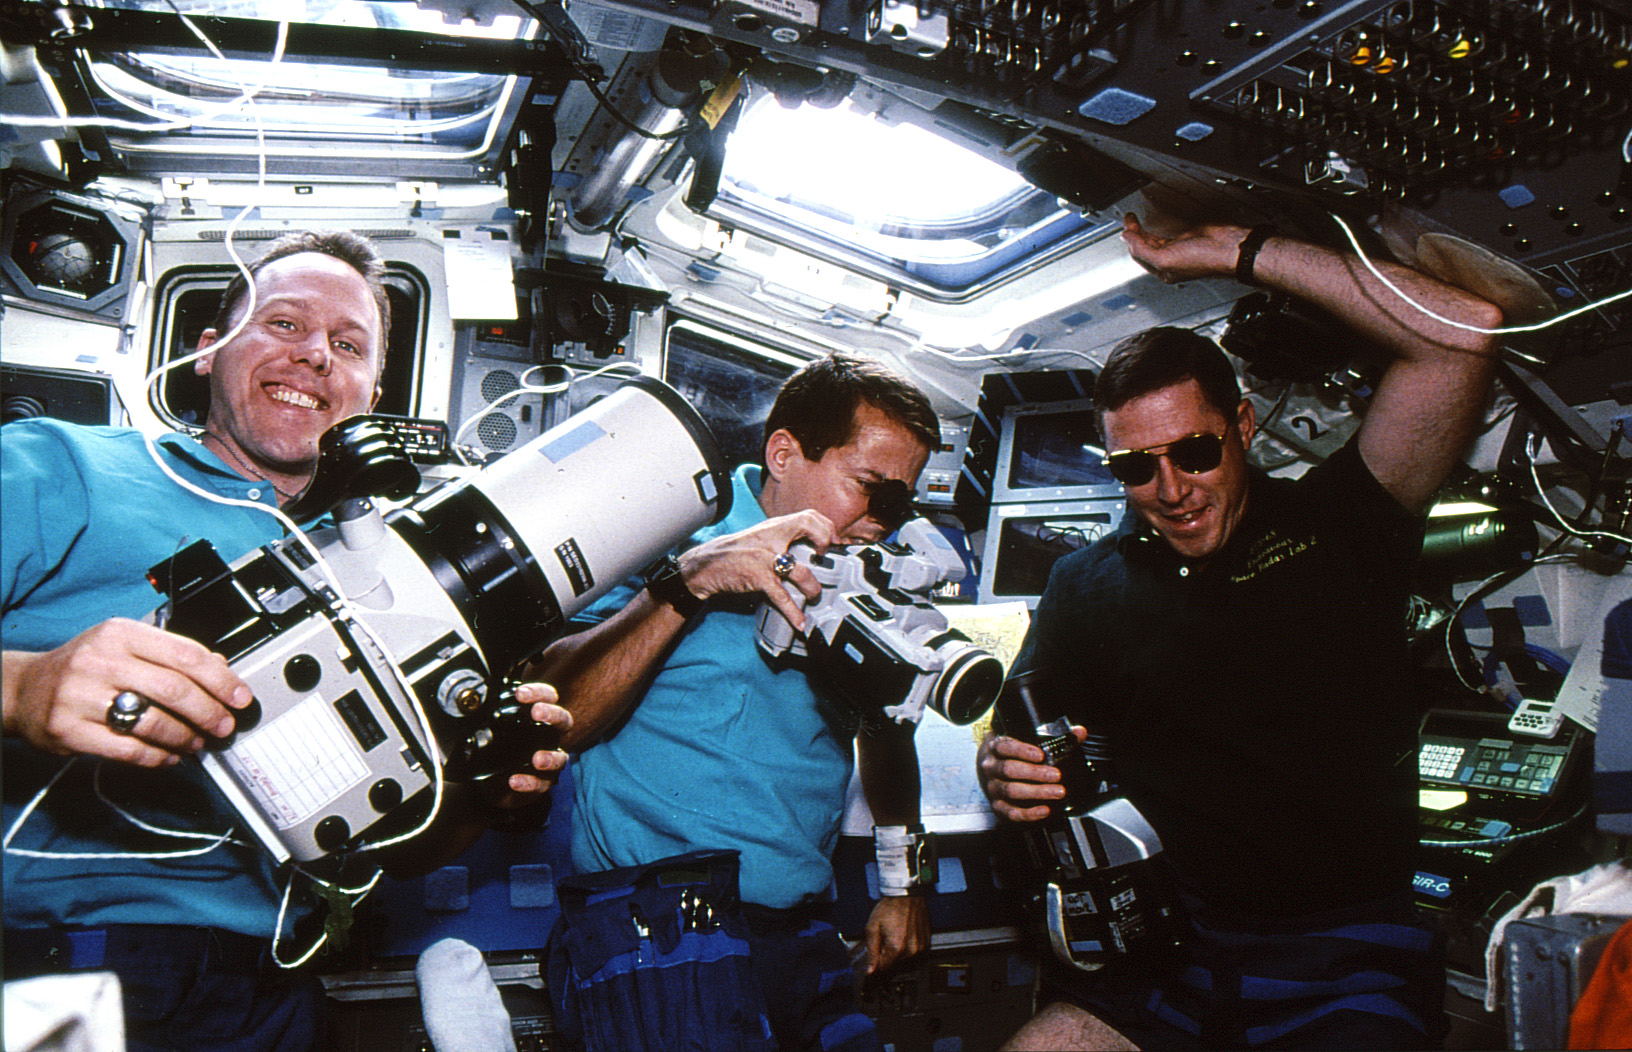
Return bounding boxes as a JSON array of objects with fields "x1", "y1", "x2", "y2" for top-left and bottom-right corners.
[
  {"x1": 713, "y1": 92, "x2": 1111, "y2": 298},
  {"x1": 76, "y1": 0, "x2": 534, "y2": 174}
]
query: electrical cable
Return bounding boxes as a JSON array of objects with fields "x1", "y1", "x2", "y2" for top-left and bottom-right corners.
[
  {"x1": 87, "y1": 65, "x2": 504, "y2": 138},
  {"x1": 4, "y1": 10, "x2": 284, "y2": 866},
  {"x1": 1328, "y1": 212, "x2": 1632, "y2": 336},
  {"x1": 449, "y1": 360, "x2": 639, "y2": 462},
  {"x1": 1251, "y1": 383, "x2": 1294, "y2": 441},
  {"x1": 1, "y1": 16, "x2": 290, "y2": 132},
  {"x1": 1526, "y1": 431, "x2": 1632, "y2": 547},
  {"x1": 2, "y1": 758, "x2": 241, "y2": 861},
  {"x1": 449, "y1": 363, "x2": 570, "y2": 455},
  {"x1": 509, "y1": 0, "x2": 700, "y2": 143},
  {"x1": 1419, "y1": 801, "x2": 1589, "y2": 849},
  {"x1": 0, "y1": 13, "x2": 453, "y2": 968}
]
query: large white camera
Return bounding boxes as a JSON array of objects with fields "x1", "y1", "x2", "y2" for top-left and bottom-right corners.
[
  {"x1": 149, "y1": 376, "x2": 729, "y2": 864},
  {"x1": 753, "y1": 518, "x2": 1003, "y2": 726}
]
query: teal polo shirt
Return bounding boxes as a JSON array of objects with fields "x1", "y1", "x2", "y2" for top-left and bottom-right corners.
[
  {"x1": 568, "y1": 465, "x2": 857, "y2": 909},
  {"x1": 3, "y1": 419, "x2": 296, "y2": 936}
]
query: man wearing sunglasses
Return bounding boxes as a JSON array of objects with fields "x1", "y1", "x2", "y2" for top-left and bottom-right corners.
[
  {"x1": 523, "y1": 352, "x2": 940, "y2": 1051},
  {"x1": 980, "y1": 214, "x2": 1504, "y2": 1051}
]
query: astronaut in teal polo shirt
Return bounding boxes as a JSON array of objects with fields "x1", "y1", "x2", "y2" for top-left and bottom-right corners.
[
  {"x1": 528, "y1": 351, "x2": 942, "y2": 1051},
  {"x1": 2, "y1": 230, "x2": 568, "y2": 1052}
]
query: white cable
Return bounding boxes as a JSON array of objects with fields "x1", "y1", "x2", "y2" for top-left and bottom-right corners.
[
  {"x1": 3, "y1": 16, "x2": 290, "y2": 133},
  {"x1": 450, "y1": 361, "x2": 637, "y2": 456},
  {"x1": 915, "y1": 342, "x2": 1099, "y2": 367},
  {"x1": 1328, "y1": 212, "x2": 1632, "y2": 336},
  {"x1": 2, "y1": 758, "x2": 239, "y2": 860},
  {"x1": 269, "y1": 866, "x2": 384, "y2": 969},
  {"x1": 86, "y1": 66, "x2": 504, "y2": 138},
  {"x1": 4, "y1": 14, "x2": 435, "y2": 961},
  {"x1": 1525, "y1": 432, "x2": 1632, "y2": 547},
  {"x1": 297, "y1": 863, "x2": 385, "y2": 899},
  {"x1": 131, "y1": 439, "x2": 451, "y2": 859},
  {"x1": 450, "y1": 364, "x2": 569, "y2": 450},
  {"x1": 4, "y1": 9, "x2": 279, "y2": 865},
  {"x1": 91, "y1": 759, "x2": 247, "y2": 846},
  {"x1": 270, "y1": 868, "x2": 327, "y2": 968}
]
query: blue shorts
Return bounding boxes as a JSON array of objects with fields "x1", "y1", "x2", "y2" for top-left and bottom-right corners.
[
  {"x1": 1043, "y1": 892, "x2": 1447, "y2": 1051},
  {"x1": 4, "y1": 924, "x2": 325, "y2": 1052},
  {"x1": 742, "y1": 903, "x2": 881, "y2": 1052}
]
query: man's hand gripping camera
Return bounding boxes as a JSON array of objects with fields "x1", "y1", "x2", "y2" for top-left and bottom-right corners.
[{"x1": 753, "y1": 518, "x2": 1002, "y2": 727}]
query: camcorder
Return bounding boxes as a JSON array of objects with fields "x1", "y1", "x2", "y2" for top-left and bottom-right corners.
[
  {"x1": 994, "y1": 669, "x2": 1186, "y2": 974},
  {"x1": 753, "y1": 518, "x2": 1003, "y2": 727},
  {"x1": 146, "y1": 376, "x2": 730, "y2": 865}
]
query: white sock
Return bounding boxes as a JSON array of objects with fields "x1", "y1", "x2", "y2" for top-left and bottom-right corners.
[{"x1": 415, "y1": 938, "x2": 518, "y2": 1052}]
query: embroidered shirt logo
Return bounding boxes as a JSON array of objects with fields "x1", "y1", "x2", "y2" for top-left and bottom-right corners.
[{"x1": 1230, "y1": 529, "x2": 1317, "y2": 583}]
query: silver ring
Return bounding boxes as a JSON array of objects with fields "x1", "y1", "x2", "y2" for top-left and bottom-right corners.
[
  {"x1": 772, "y1": 552, "x2": 796, "y2": 580},
  {"x1": 107, "y1": 691, "x2": 148, "y2": 735}
]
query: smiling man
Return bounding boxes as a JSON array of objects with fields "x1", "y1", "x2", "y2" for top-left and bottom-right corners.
[
  {"x1": 979, "y1": 215, "x2": 1504, "y2": 1051},
  {"x1": 2, "y1": 231, "x2": 567, "y2": 1052},
  {"x1": 527, "y1": 351, "x2": 941, "y2": 1052},
  {"x1": 191, "y1": 237, "x2": 390, "y2": 500}
]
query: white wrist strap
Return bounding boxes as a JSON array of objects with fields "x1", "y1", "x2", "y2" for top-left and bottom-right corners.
[{"x1": 874, "y1": 824, "x2": 935, "y2": 897}]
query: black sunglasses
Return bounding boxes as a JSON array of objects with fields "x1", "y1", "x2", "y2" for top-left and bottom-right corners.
[{"x1": 1102, "y1": 432, "x2": 1227, "y2": 487}]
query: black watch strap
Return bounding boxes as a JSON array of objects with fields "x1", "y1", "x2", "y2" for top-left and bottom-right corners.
[
  {"x1": 1235, "y1": 224, "x2": 1279, "y2": 287},
  {"x1": 645, "y1": 554, "x2": 705, "y2": 619}
]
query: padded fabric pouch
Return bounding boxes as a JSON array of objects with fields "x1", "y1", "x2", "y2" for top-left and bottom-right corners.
[{"x1": 546, "y1": 849, "x2": 775, "y2": 1052}]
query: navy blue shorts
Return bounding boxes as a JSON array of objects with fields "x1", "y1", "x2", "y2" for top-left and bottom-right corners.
[
  {"x1": 743, "y1": 904, "x2": 881, "y2": 1052},
  {"x1": 4, "y1": 924, "x2": 325, "y2": 1052},
  {"x1": 1042, "y1": 892, "x2": 1447, "y2": 1051}
]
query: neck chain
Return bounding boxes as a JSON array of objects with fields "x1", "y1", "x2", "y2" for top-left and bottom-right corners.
[{"x1": 203, "y1": 431, "x2": 302, "y2": 502}]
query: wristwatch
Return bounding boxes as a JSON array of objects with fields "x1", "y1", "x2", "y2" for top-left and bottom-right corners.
[{"x1": 644, "y1": 554, "x2": 705, "y2": 619}]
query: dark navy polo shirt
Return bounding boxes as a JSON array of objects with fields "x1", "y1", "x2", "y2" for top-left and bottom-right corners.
[{"x1": 1016, "y1": 438, "x2": 1425, "y2": 915}]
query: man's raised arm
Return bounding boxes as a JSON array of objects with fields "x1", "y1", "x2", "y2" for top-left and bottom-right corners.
[{"x1": 1123, "y1": 214, "x2": 1504, "y2": 512}]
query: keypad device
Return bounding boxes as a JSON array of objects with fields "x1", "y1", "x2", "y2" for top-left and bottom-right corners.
[{"x1": 1419, "y1": 734, "x2": 1569, "y2": 798}]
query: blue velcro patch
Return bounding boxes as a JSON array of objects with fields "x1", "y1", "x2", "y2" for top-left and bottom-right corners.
[
  {"x1": 509, "y1": 863, "x2": 555, "y2": 908},
  {"x1": 424, "y1": 867, "x2": 470, "y2": 912},
  {"x1": 1512, "y1": 594, "x2": 1551, "y2": 626},
  {"x1": 1175, "y1": 122, "x2": 1214, "y2": 141},
  {"x1": 1078, "y1": 88, "x2": 1158, "y2": 125},
  {"x1": 1499, "y1": 184, "x2": 1535, "y2": 208},
  {"x1": 540, "y1": 420, "x2": 606, "y2": 463}
]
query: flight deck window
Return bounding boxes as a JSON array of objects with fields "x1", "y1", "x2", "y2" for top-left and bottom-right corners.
[
  {"x1": 713, "y1": 93, "x2": 1112, "y2": 297},
  {"x1": 78, "y1": 1, "x2": 533, "y2": 176},
  {"x1": 662, "y1": 322, "x2": 800, "y2": 469},
  {"x1": 150, "y1": 265, "x2": 425, "y2": 428}
]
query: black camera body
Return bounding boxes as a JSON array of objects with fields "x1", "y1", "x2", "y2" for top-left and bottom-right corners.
[{"x1": 996, "y1": 670, "x2": 1186, "y2": 974}]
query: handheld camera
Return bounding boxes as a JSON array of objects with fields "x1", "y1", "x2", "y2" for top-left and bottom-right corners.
[
  {"x1": 754, "y1": 518, "x2": 1003, "y2": 726},
  {"x1": 148, "y1": 376, "x2": 730, "y2": 864},
  {"x1": 994, "y1": 669, "x2": 1185, "y2": 973}
]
